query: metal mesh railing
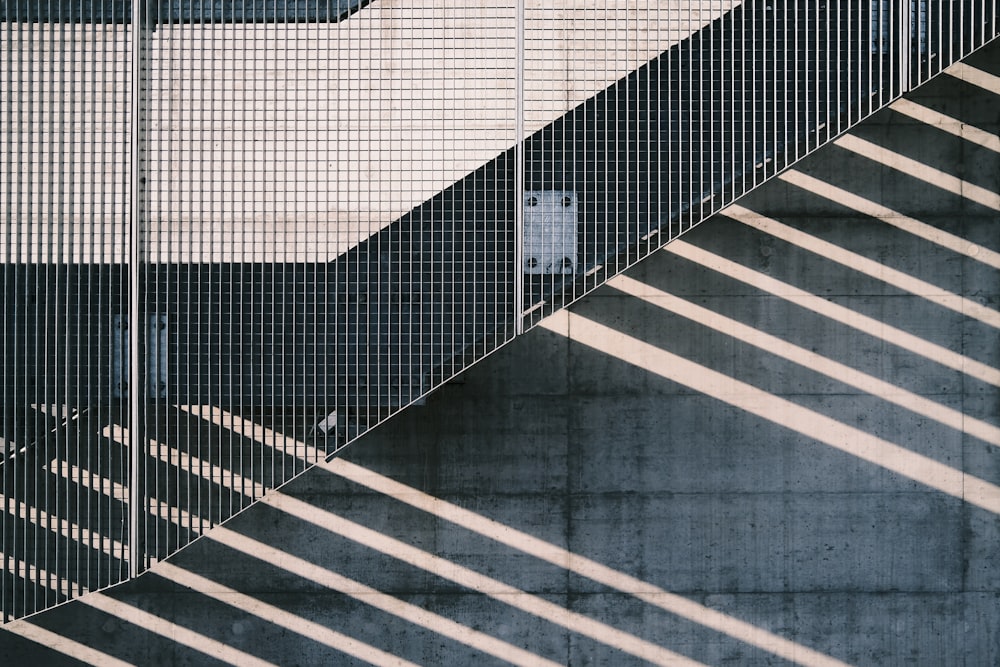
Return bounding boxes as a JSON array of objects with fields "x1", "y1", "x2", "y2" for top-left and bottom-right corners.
[{"x1": 2, "y1": 0, "x2": 997, "y2": 621}]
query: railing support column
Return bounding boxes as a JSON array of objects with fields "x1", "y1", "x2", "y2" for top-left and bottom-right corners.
[
  {"x1": 128, "y1": 0, "x2": 150, "y2": 578},
  {"x1": 514, "y1": 0, "x2": 525, "y2": 334}
]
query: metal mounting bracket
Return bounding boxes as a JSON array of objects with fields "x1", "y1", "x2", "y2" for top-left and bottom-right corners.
[{"x1": 112, "y1": 314, "x2": 168, "y2": 399}]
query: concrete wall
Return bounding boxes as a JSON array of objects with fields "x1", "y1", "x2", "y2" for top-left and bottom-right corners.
[{"x1": 1, "y1": 36, "x2": 998, "y2": 667}]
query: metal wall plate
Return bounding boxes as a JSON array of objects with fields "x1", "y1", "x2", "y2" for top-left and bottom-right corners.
[{"x1": 523, "y1": 190, "x2": 578, "y2": 275}]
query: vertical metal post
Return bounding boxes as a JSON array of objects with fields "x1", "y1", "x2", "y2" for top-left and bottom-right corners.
[
  {"x1": 513, "y1": 0, "x2": 525, "y2": 334},
  {"x1": 900, "y1": 0, "x2": 912, "y2": 93},
  {"x1": 128, "y1": 0, "x2": 149, "y2": 578}
]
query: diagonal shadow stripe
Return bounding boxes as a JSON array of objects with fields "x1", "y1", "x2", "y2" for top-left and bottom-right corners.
[
  {"x1": 318, "y1": 457, "x2": 855, "y2": 667},
  {"x1": 888, "y1": 98, "x2": 1000, "y2": 154},
  {"x1": 1, "y1": 620, "x2": 133, "y2": 667},
  {"x1": 833, "y1": 134, "x2": 1000, "y2": 211},
  {"x1": 0, "y1": 550, "x2": 79, "y2": 600},
  {"x1": 777, "y1": 170, "x2": 1000, "y2": 271},
  {"x1": 79, "y1": 592, "x2": 280, "y2": 667},
  {"x1": 184, "y1": 403, "x2": 860, "y2": 665},
  {"x1": 257, "y1": 490, "x2": 707, "y2": 666},
  {"x1": 192, "y1": 527, "x2": 571, "y2": 667},
  {"x1": 540, "y1": 311, "x2": 1000, "y2": 514},
  {"x1": 606, "y1": 272, "x2": 1000, "y2": 448},
  {"x1": 150, "y1": 562, "x2": 424, "y2": 667},
  {"x1": 665, "y1": 240, "x2": 1000, "y2": 387},
  {"x1": 23, "y1": 406, "x2": 634, "y2": 666},
  {"x1": 38, "y1": 428, "x2": 551, "y2": 665},
  {"x1": 947, "y1": 61, "x2": 1000, "y2": 93},
  {"x1": 726, "y1": 203, "x2": 1000, "y2": 330}
]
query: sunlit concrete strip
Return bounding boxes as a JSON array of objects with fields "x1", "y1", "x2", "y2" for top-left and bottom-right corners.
[
  {"x1": 319, "y1": 457, "x2": 855, "y2": 667},
  {"x1": 261, "y1": 492, "x2": 706, "y2": 666},
  {"x1": 51, "y1": 462, "x2": 208, "y2": 535},
  {"x1": 726, "y1": 204, "x2": 1000, "y2": 331},
  {"x1": 947, "y1": 61, "x2": 1000, "y2": 96},
  {"x1": 1, "y1": 494, "x2": 127, "y2": 559},
  {"x1": 146, "y1": 499, "x2": 208, "y2": 534},
  {"x1": 541, "y1": 313, "x2": 1000, "y2": 515},
  {"x1": 48, "y1": 462, "x2": 128, "y2": 502},
  {"x1": 608, "y1": 273, "x2": 1000, "y2": 448},
  {"x1": 176, "y1": 406, "x2": 326, "y2": 464},
  {"x1": 778, "y1": 170, "x2": 1000, "y2": 271},
  {"x1": 157, "y1": 444, "x2": 267, "y2": 499},
  {"x1": 0, "y1": 550, "x2": 80, "y2": 599},
  {"x1": 164, "y1": 538, "x2": 564, "y2": 667},
  {"x1": 889, "y1": 99, "x2": 1000, "y2": 154},
  {"x1": 80, "y1": 592, "x2": 279, "y2": 667},
  {"x1": 99, "y1": 425, "x2": 218, "y2": 534},
  {"x1": 152, "y1": 562, "x2": 422, "y2": 667},
  {"x1": 665, "y1": 240, "x2": 1000, "y2": 388},
  {"x1": 1, "y1": 621, "x2": 133, "y2": 667},
  {"x1": 103, "y1": 425, "x2": 268, "y2": 499},
  {"x1": 834, "y1": 134, "x2": 1000, "y2": 211}
]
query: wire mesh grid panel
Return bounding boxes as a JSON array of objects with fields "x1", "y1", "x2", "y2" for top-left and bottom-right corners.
[
  {"x1": 516, "y1": 0, "x2": 999, "y2": 327},
  {"x1": 139, "y1": 1, "x2": 519, "y2": 563},
  {"x1": 1, "y1": 12, "x2": 133, "y2": 620},
  {"x1": 518, "y1": 0, "x2": 876, "y2": 325},
  {"x1": 1, "y1": 0, "x2": 999, "y2": 621}
]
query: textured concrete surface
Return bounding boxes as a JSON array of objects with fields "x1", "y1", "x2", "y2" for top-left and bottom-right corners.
[{"x1": 1, "y1": 31, "x2": 999, "y2": 667}]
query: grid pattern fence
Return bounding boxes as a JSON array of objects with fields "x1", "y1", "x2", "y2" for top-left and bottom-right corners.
[{"x1": 1, "y1": 0, "x2": 997, "y2": 621}]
